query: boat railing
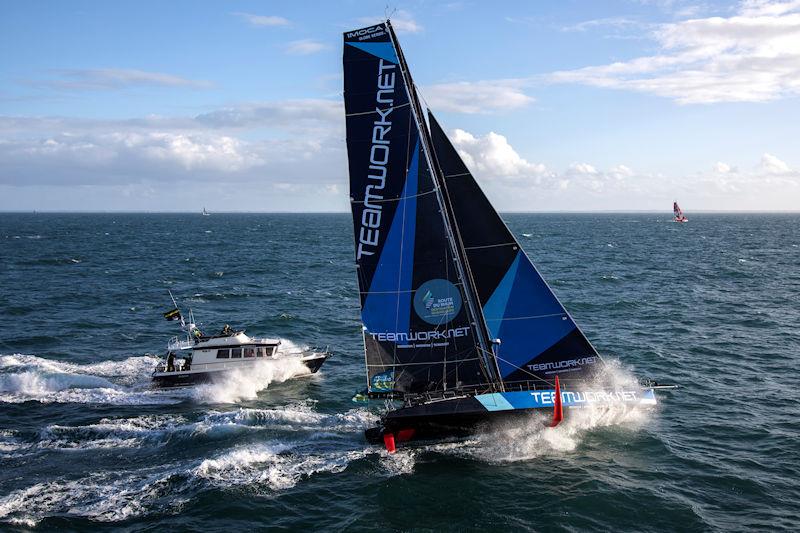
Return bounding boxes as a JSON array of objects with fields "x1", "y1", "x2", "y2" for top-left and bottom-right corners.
[{"x1": 167, "y1": 336, "x2": 194, "y2": 351}]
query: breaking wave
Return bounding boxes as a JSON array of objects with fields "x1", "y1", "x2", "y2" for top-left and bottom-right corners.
[{"x1": 0, "y1": 404, "x2": 381, "y2": 526}]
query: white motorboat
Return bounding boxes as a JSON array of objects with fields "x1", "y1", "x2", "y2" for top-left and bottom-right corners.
[{"x1": 152, "y1": 298, "x2": 328, "y2": 388}]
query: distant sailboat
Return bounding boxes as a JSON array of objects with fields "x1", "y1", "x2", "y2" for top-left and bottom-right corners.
[
  {"x1": 343, "y1": 20, "x2": 670, "y2": 452},
  {"x1": 673, "y1": 201, "x2": 688, "y2": 223},
  {"x1": 202, "y1": 207, "x2": 210, "y2": 216}
]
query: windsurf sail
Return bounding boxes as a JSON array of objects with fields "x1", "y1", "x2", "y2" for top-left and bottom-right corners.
[
  {"x1": 343, "y1": 21, "x2": 604, "y2": 398},
  {"x1": 673, "y1": 201, "x2": 687, "y2": 222}
]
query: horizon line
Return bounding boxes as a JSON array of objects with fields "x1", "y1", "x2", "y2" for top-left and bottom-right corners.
[{"x1": 1, "y1": 209, "x2": 799, "y2": 215}]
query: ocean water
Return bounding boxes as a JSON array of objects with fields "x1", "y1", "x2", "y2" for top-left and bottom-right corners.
[{"x1": 0, "y1": 212, "x2": 798, "y2": 531}]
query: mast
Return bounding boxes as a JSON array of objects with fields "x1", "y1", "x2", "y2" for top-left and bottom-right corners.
[{"x1": 385, "y1": 21, "x2": 503, "y2": 390}]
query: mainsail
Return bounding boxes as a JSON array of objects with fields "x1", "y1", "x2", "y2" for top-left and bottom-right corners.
[
  {"x1": 344, "y1": 21, "x2": 604, "y2": 397},
  {"x1": 343, "y1": 23, "x2": 487, "y2": 395}
]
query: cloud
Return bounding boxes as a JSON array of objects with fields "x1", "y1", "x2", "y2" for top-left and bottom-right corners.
[
  {"x1": 26, "y1": 69, "x2": 212, "y2": 91},
  {"x1": 424, "y1": 80, "x2": 534, "y2": 113},
  {"x1": 561, "y1": 17, "x2": 643, "y2": 33},
  {"x1": 194, "y1": 99, "x2": 341, "y2": 130},
  {"x1": 0, "y1": 99, "x2": 344, "y2": 187},
  {"x1": 548, "y1": 0, "x2": 800, "y2": 104},
  {"x1": 0, "y1": 100, "x2": 343, "y2": 135},
  {"x1": 233, "y1": 13, "x2": 290, "y2": 27},
  {"x1": 284, "y1": 39, "x2": 327, "y2": 55},
  {"x1": 446, "y1": 126, "x2": 799, "y2": 210},
  {"x1": 714, "y1": 161, "x2": 734, "y2": 173},
  {"x1": 449, "y1": 128, "x2": 551, "y2": 183},
  {"x1": 760, "y1": 152, "x2": 792, "y2": 172},
  {"x1": 357, "y1": 10, "x2": 422, "y2": 33}
]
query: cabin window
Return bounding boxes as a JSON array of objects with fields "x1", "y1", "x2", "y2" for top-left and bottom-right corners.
[
  {"x1": 244, "y1": 347, "x2": 255, "y2": 358},
  {"x1": 231, "y1": 348, "x2": 242, "y2": 358},
  {"x1": 216, "y1": 349, "x2": 230, "y2": 359},
  {"x1": 266, "y1": 346, "x2": 276, "y2": 357},
  {"x1": 255, "y1": 347, "x2": 264, "y2": 357}
]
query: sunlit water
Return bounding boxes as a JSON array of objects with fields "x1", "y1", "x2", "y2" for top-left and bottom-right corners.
[{"x1": 0, "y1": 213, "x2": 797, "y2": 530}]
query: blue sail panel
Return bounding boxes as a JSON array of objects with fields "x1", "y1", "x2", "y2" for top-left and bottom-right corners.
[
  {"x1": 361, "y1": 142, "x2": 419, "y2": 335},
  {"x1": 484, "y1": 251, "x2": 578, "y2": 378}
]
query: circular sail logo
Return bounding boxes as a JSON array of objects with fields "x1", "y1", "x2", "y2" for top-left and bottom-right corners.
[{"x1": 413, "y1": 279, "x2": 462, "y2": 325}]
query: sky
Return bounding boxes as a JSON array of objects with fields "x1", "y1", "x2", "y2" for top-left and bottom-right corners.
[{"x1": 1, "y1": 0, "x2": 799, "y2": 212}]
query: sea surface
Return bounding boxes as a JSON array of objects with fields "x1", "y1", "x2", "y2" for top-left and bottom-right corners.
[{"x1": 0, "y1": 213, "x2": 798, "y2": 531}]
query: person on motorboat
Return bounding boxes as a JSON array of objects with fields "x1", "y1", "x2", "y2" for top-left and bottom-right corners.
[
  {"x1": 221, "y1": 324, "x2": 233, "y2": 336},
  {"x1": 166, "y1": 352, "x2": 176, "y2": 372}
]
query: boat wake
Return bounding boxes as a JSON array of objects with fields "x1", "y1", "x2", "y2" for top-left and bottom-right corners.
[
  {"x1": 191, "y1": 340, "x2": 316, "y2": 404},
  {"x1": 0, "y1": 353, "x2": 172, "y2": 405},
  {"x1": 0, "y1": 340, "x2": 320, "y2": 405},
  {"x1": 0, "y1": 403, "x2": 381, "y2": 526},
  {"x1": 422, "y1": 363, "x2": 654, "y2": 463}
]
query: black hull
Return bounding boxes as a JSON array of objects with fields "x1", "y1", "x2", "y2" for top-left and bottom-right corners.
[
  {"x1": 151, "y1": 355, "x2": 328, "y2": 388},
  {"x1": 366, "y1": 396, "x2": 549, "y2": 445}
]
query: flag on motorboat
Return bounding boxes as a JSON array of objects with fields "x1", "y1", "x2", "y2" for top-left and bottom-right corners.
[{"x1": 163, "y1": 308, "x2": 181, "y2": 321}]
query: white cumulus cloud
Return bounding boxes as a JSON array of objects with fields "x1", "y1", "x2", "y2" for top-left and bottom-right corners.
[
  {"x1": 424, "y1": 80, "x2": 534, "y2": 114},
  {"x1": 548, "y1": 0, "x2": 800, "y2": 104},
  {"x1": 760, "y1": 152, "x2": 792, "y2": 172}
]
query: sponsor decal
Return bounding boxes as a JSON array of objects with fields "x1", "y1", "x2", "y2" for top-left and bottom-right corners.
[
  {"x1": 346, "y1": 25, "x2": 385, "y2": 41},
  {"x1": 370, "y1": 370, "x2": 395, "y2": 392},
  {"x1": 476, "y1": 389, "x2": 656, "y2": 411},
  {"x1": 527, "y1": 356, "x2": 597, "y2": 373},
  {"x1": 529, "y1": 389, "x2": 639, "y2": 406},
  {"x1": 369, "y1": 326, "x2": 470, "y2": 345},
  {"x1": 413, "y1": 279, "x2": 462, "y2": 325},
  {"x1": 356, "y1": 58, "x2": 397, "y2": 261}
]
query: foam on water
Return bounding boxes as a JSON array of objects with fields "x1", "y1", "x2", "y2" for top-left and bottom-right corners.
[
  {"x1": 0, "y1": 354, "x2": 178, "y2": 405},
  {"x1": 0, "y1": 340, "x2": 320, "y2": 405},
  {"x1": 191, "y1": 355, "x2": 311, "y2": 404},
  {"x1": 194, "y1": 442, "x2": 371, "y2": 490},
  {"x1": 0, "y1": 402, "x2": 381, "y2": 526}
]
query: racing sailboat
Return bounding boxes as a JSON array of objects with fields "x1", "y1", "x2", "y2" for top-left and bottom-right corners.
[
  {"x1": 343, "y1": 21, "x2": 664, "y2": 452},
  {"x1": 673, "y1": 201, "x2": 688, "y2": 222}
]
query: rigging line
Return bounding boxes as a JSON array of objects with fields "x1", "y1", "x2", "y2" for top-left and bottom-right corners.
[
  {"x1": 490, "y1": 352, "x2": 557, "y2": 383},
  {"x1": 345, "y1": 102, "x2": 410, "y2": 117},
  {"x1": 484, "y1": 312, "x2": 568, "y2": 322},
  {"x1": 350, "y1": 188, "x2": 437, "y2": 205},
  {"x1": 463, "y1": 242, "x2": 517, "y2": 250},
  {"x1": 443, "y1": 172, "x2": 471, "y2": 178},
  {"x1": 387, "y1": 22, "x2": 499, "y2": 390}
]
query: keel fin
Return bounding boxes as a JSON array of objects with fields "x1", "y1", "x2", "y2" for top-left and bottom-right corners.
[{"x1": 550, "y1": 375, "x2": 563, "y2": 427}]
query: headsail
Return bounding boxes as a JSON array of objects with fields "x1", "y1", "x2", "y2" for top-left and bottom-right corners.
[
  {"x1": 428, "y1": 112, "x2": 602, "y2": 383},
  {"x1": 343, "y1": 23, "x2": 487, "y2": 395}
]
